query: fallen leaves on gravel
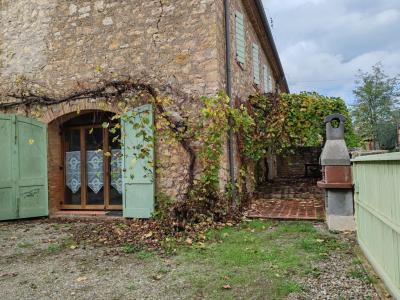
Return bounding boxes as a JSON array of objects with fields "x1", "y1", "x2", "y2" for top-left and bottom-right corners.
[{"x1": 66, "y1": 218, "x2": 239, "y2": 253}]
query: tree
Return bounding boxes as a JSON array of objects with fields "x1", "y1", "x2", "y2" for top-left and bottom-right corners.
[{"x1": 352, "y1": 63, "x2": 400, "y2": 150}]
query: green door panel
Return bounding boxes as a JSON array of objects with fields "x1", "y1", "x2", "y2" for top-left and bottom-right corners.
[
  {"x1": 122, "y1": 104, "x2": 155, "y2": 218},
  {"x1": 0, "y1": 114, "x2": 17, "y2": 220},
  {"x1": 0, "y1": 114, "x2": 48, "y2": 220},
  {"x1": 16, "y1": 116, "x2": 48, "y2": 218}
]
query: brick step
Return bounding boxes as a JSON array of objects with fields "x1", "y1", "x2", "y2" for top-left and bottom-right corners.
[
  {"x1": 260, "y1": 188, "x2": 323, "y2": 194},
  {"x1": 256, "y1": 178, "x2": 323, "y2": 200},
  {"x1": 256, "y1": 193, "x2": 322, "y2": 200},
  {"x1": 255, "y1": 188, "x2": 322, "y2": 195}
]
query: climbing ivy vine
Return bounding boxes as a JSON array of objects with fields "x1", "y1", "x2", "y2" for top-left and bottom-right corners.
[
  {"x1": 236, "y1": 91, "x2": 360, "y2": 165},
  {"x1": 1, "y1": 76, "x2": 359, "y2": 224}
]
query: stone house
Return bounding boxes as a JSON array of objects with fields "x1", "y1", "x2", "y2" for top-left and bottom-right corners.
[{"x1": 0, "y1": 0, "x2": 288, "y2": 220}]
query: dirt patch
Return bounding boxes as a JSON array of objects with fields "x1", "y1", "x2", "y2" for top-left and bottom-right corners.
[{"x1": 0, "y1": 220, "x2": 194, "y2": 300}]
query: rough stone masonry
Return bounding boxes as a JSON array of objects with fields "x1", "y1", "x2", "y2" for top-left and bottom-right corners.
[{"x1": 0, "y1": 0, "x2": 283, "y2": 211}]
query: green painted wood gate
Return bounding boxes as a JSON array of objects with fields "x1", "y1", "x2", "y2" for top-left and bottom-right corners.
[
  {"x1": 353, "y1": 153, "x2": 400, "y2": 299},
  {"x1": 0, "y1": 114, "x2": 48, "y2": 221}
]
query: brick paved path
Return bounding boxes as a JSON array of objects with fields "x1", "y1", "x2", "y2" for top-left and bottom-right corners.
[{"x1": 246, "y1": 178, "x2": 325, "y2": 220}]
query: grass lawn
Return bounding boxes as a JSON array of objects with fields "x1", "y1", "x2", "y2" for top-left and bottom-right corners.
[{"x1": 172, "y1": 220, "x2": 345, "y2": 299}]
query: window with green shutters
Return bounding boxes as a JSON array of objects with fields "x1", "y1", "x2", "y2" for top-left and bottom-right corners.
[
  {"x1": 252, "y1": 43, "x2": 260, "y2": 85},
  {"x1": 235, "y1": 11, "x2": 245, "y2": 65}
]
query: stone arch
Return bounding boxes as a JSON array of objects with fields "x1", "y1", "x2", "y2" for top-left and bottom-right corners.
[{"x1": 40, "y1": 98, "x2": 120, "y2": 124}]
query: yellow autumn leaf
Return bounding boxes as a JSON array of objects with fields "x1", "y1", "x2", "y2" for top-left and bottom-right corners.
[
  {"x1": 144, "y1": 231, "x2": 153, "y2": 238},
  {"x1": 130, "y1": 158, "x2": 137, "y2": 166}
]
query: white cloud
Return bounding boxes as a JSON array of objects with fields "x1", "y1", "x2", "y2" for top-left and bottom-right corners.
[
  {"x1": 262, "y1": 0, "x2": 400, "y2": 103},
  {"x1": 375, "y1": 9, "x2": 400, "y2": 25},
  {"x1": 281, "y1": 40, "x2": 400, "y2": 103}
]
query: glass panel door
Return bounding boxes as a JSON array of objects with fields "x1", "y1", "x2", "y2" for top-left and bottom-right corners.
[
  {"x1": 109, "y1": 127, "x2": 122, "y2": 206},
  {"x1": 62, "y1": 112, "x2": 123, "y2": 210},
  {"x1": 86, "y1": 127, "x2": 104, "y2": 206},
  {"x1": 64, "y1": 129, "x2": 81, "y2": 205}
]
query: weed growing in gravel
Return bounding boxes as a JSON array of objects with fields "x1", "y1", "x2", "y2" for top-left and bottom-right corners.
[
  {"x1": 157, "y1": 266, "x2": 171, "y2": 274},
  {"x1": 121, "y1": 244, "x2": 140, "y2": 254},
  {"x1": 121, "y1": 244, "x2": 155, "y2": 261},
  {"x1": 348, "y1": 266, "x2": 375, "y2": 284},
  {"x1": 136, "y1": 250, "x2": 154, "y2": 260},
  {"x1": 126, "y1": 283, "x2": 137, "y2": 291},
  {"x1": 47, "y1": 243, "x2": 62, "y2": 253},
  {"x1": 17, "y1": 242, "x2": 33, "y2": 248},
  {"x1": 51, "y1": 224, "x2": 62, "y2": 230},
  {"x1": 47, "y1": 236, "x2": 77, "y2": 253}
]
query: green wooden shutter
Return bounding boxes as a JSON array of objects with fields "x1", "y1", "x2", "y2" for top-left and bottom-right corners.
[
  {"x1": 16, "y1": 116, "x2": 48, "y2": 218},
  {"x1": 268, "y1": 70, "x2": 273, "y2": 92},
  {"x1": 0, "y1": 114, "x2": 17, "y2": 220},
  {"x1": 122, "y1": 104, "x2": 155, "y2": 218},
  {"x1": 0, "y1": 114, "x2": 48, "y2": 221},
  {"x1": 252, "y1": 43, "x2": 260, "y2": 85},
  {"x1": 263, "y1": 64, "x2": 272, "y2": 92},
  {"x1": 235, "y1": 11, "x2": 246, "y2": 65},
  {"x1": 263, "y1": 65, "x2": 268, "y2": 92}
]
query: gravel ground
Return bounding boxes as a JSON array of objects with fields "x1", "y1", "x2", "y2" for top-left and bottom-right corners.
[
  {"x1": 288, "y1": 229, "x2": 381, "y2": 300},
  {"x1": 0, "y1": 219, "x2": 382, "y2": 300},
  {"x1": 289, "y1": 253, "x2": 380, "y2": 300},
  {"x1": 0, "y1": 220, "x2": 191, "y2": 300}
]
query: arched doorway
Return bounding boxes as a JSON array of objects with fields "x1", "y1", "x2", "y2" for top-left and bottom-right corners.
[
  {"x1": 61, "y1": 111, "x2": 122, "y2": 211},
  {"x1": 45, "y1": 103, "x2": 154, "y2": 218}
]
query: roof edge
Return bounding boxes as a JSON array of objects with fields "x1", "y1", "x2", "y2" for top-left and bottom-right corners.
[{"x1": 254, "y1": 0, "x2": 289, "y2": 93}]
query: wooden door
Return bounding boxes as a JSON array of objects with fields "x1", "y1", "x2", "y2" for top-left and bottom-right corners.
[
  {"x1": 0, "y1": 114, "x2": 48, "y2": 221},
  {"x1": 15, "y1": 116, "x2": 48, "y2": 218},
  {"x1": 0, "y1": 114, "x2": 17, "y2": 220},
  {"x1": 63, "y1": 124, "x2": 122, "y2": 210}
]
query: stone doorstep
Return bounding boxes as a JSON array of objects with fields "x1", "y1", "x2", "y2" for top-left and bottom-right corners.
[{"x1": 50, "y1": 210, "x2": 123, "y2": 220}]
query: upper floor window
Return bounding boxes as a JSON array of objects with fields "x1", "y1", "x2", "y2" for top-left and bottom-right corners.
[
  {"x1": 252, "y1": 43, "x2": 260, "y2": 85},
  {"x1": 235, "y1": 11, "x2": 245, "y2": 65}
]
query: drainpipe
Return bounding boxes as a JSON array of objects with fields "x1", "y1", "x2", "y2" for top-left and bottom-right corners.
[{"x1": 224, "y1": 0, "x2": 237, "y2": 207}]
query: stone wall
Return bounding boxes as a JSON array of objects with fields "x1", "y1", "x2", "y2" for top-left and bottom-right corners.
[
  {"x1": 277, "y1": 147, "x2": 322, "y2": 179},
  {"x1": 0, "y1": 0, "x2": 222, "y2": 204},
  {"x1": 0, "y1": 0, "x2": 286, "y2": 205},
  {"x1": 0, "y1": 0, "x2": 220, "y2": 95}
]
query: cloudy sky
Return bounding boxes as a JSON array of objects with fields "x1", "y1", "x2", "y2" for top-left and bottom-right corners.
[{"x1": 263, "y1": 0, "x2": 400, "y2": 104}]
